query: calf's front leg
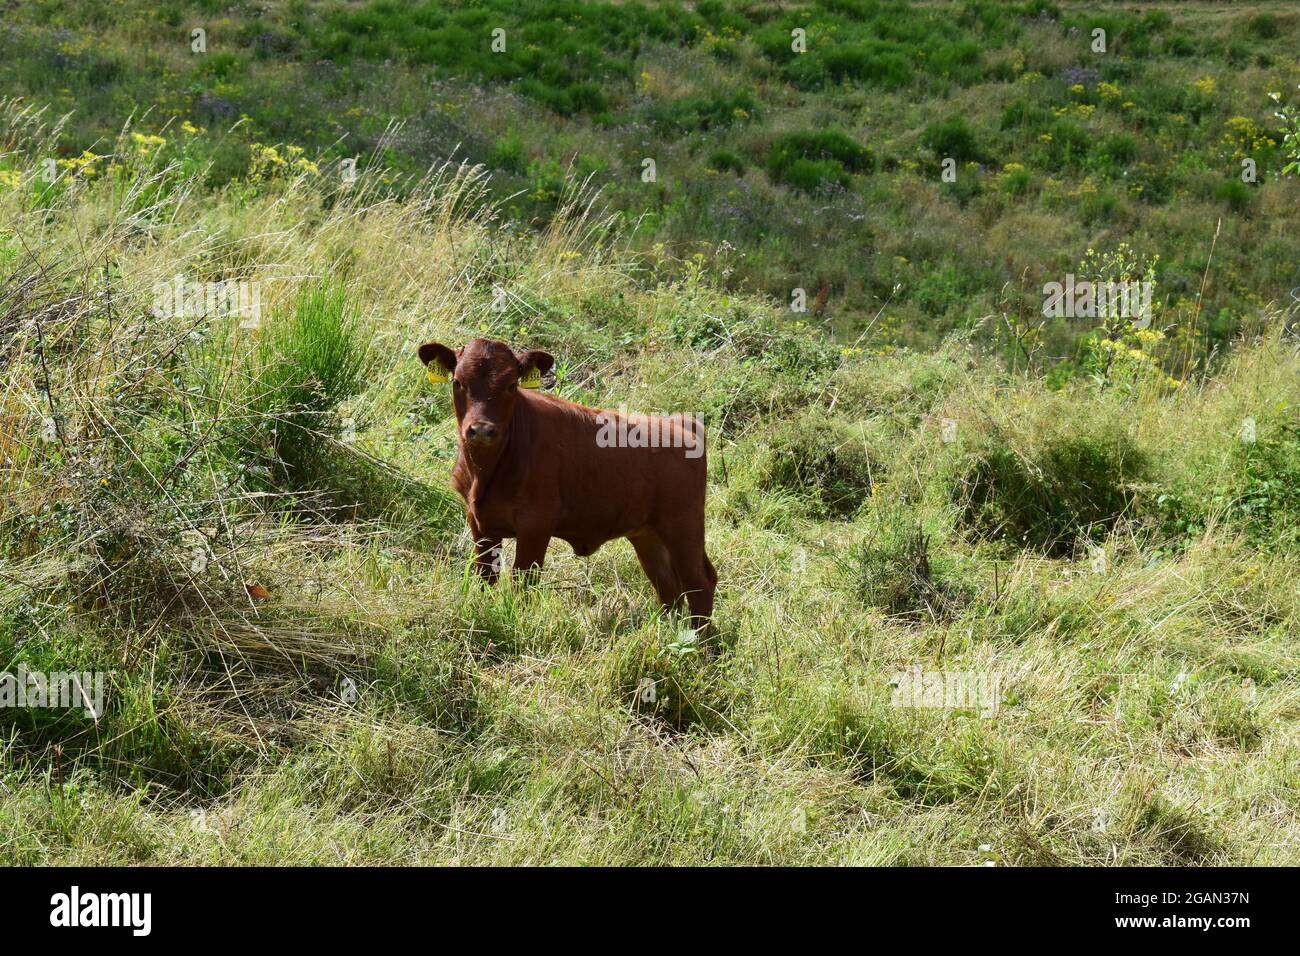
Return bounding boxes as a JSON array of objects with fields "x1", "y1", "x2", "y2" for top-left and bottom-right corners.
[
  {"x1": 513, "y1": 529, "x2": 552, "y2": 585},
  {"x1": 473, "y1": 534, "x2": 504, "y2": 584},
  {"x1": 467, "y1": 517, "x2": 503, "y2": 584}
]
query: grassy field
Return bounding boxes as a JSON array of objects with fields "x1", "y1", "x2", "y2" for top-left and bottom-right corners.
[
  {"x1": 1, "y1": 1, "x2": 1299, "y2": 865},
  {"x1": 4, "y1": 0, "x2": 1299, "y2": 350}
]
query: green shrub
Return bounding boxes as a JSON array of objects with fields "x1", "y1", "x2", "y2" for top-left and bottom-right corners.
[
  {"x1": 1000, "y1": 99, "x2": 1053, "y2": 134},
  {"x1": 821, "y1": 45, "x2": 912, "y2": 89},
  {"x1": 912, "y1": 262, "x2": 996, "y2": 316},
  {"x1": 774, "y1": 157, "x2": 849, "y2": 192},
  {"x1": 251, "y1": 281, "x2": 369, "y2": 487},
  {"x1": 1039, "y1": 120, "x2": 1091, "y2": 169},
  {"x1": 955, "y1": 422, "x2": 1151, "y2": 555},
  {"x1": 1234, "y1": 421, "x2": 1300, "y2": 543},
  {"x1": 491, "y1": 133, "x2": 527, "y2": 174},
  {"x1": 1079, "y1": 189, "x2": 1119, "y2": 226},
  {"x1": 1214, "y1": 179, "x2": 1253, "y2": 214},
  {"x1": 767, "y1": 129, "x2": 873, "y2": 192},
  {"x1": 760, "y1": 409, "x2": 880, "y2": 518},
  {"x1": 1098, "y1": 133, "x2": 1138, "y2": 167},
  {"x1": 1246, "y1": 13, "x2": 1279, "y2": 39},
  {"x1": 653, "y1": 91, "x2": 758, "y2": 132},
  {"x1": 707, "y1": 149, "x2": 745, "y2": 175},
  {"x1": 243, "y1": 282, "x2": 457, "y2": 533},
  {"x1": 1165, "y1": 33, "x2": 1196, "y2": 57},
  {"x1": 195, "y1": 51, "x2": 246, "y2": 81},
  {"x1": 999, "y1": 164, "x2": 1032, "y2": 196},
  {"x1": 844, "y1": 511, "x2": 969, "y2": 619},
  {"x1": 921, "y1": 116, "x2": 984, "y2": 163}
]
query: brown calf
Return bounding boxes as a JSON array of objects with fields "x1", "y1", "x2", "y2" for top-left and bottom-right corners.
[{"x1": 418, "y1": 338, "x2": 716, "y2": 624}]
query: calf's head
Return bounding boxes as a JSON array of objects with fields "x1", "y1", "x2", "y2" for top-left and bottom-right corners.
[{"x1": 417, "y1": 338, "x2": 554, "y2": 449}]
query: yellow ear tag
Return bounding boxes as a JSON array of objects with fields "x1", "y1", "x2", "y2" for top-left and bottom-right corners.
[
  {"x1": 425, "y1": 365, "x2": 449, "y2": 385},
  {"x1": 519, "y1": 367, "x2": 542, "y2": 389}
]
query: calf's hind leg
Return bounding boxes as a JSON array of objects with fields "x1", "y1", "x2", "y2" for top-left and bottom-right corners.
[{"x1": 660, "y1": 521, "x2": 715, "y2": 626}]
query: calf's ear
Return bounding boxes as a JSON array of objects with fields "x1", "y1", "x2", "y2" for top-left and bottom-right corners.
[
  {"x1": 515, "y1": 349, "x2": 554, "y2": 388},
  {"x1": 417, "y1": 342, "x2": 458, "y2": 377}
]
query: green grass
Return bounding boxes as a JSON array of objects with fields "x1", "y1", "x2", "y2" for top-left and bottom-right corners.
[
  {"x1": 0, "y1": 3, "x2": 1298, "y2": 866},
  {"x1": 0, "y1": 0, "x2": 1296, "y2": 353}
]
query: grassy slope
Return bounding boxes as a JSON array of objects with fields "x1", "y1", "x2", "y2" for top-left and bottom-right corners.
[
  {"x1": 0, "y1": 3, "x2": 1298, "y2": 866},
  {"x1": 1, "y1": 0, "x2": 1297, "y2": 353}
]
